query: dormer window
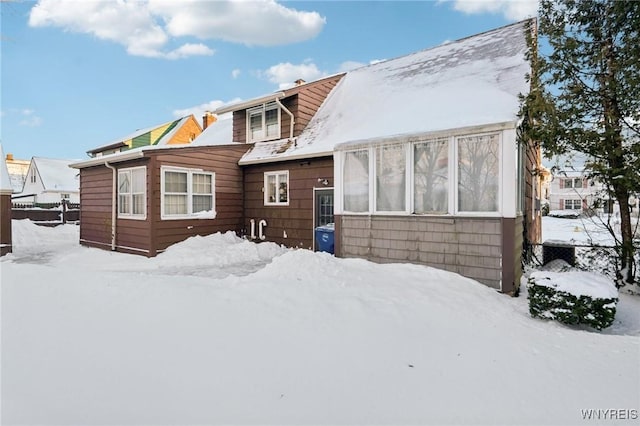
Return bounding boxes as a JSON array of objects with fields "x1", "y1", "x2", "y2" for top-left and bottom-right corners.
[{"x1": 247, "y1": 102, "x2": 280, "y2": 143}]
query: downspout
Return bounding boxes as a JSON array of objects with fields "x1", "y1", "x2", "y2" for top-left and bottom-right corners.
[
  {"x1": 104, "y1": 161, "x2": 117, "y2": 250},
  {"x1": 275, "y1": 98, "x2": 295, "y2": 141}
]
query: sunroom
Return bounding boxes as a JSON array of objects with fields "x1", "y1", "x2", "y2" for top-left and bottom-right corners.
[{"x1": 333, "y1": 122, "x2": 527, "y2": 293}]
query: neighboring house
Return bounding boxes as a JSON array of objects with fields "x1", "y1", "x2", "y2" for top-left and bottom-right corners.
[
  {"x1": 70, "y1": 116, "x2": 247, "y2": 256},
  {"x1": 1, "y1": 145, "x2": 13, "y2": 255},
  {"x1": 15, "y1": 157, "x2": 81, "y2": 204},
  {"x1": 87, "y1": 115, "x2": 202, "y2": 157},
  {"x1": 4, "y1": 153, "x2": 30, "y2": 193},
  {"x1": 71, "y1": 19, "x2": 540, "y2": 294},
  {"x1": 548, "y1": 169, "x2": 597, "y2": 212}
]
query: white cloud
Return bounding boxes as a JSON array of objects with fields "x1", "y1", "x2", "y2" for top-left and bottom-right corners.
[
  {"x1": 172, "y1": 98, "x2": 242, "y2": 122},
  {"x1": 263, "y1": 62, "x2": 326, "y2": 90},
  {"x1": 28, "y1": 0, "x2": 325, "y2": 59},
  {"x1": 164, "y1": 43, "x2": 214, "y2": 60},
  {"x1": 450, "y1": 0, "x2": 538, "y2": 21},
  {"x1": 149, "y1": 0, "x2": 325, "y2": 46},
  {"x1": 231, "y1": 69, "x2": 241, "y2": 79},
  {"x1": 17, "y1": 109, "x2": 42, "y2": 127}
]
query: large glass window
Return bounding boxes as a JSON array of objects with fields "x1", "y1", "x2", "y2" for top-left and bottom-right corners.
[
  {"x1": 343, "y1": 150, "x2": 369, "y2": 212},
  {"x1": 161, "y1": 167, "x2": 215, "y2": 219},
  {"x1": 264, "y1": 171, "x2": 289, "y2": 205},
  {"x1": 118, "y1": 167, "x2": 146, "y2": 219},
  {"x1": 247, "y1": 102, "x2": 280, "y2": 143},
  {"x1": 457, "y1": 134, "x2": 499, "y2": 212},
  {"x1": 414, "y1": 138, "x2": 448, "y2": 213},
  {"x1": 565, "y1": 199, "x2": 582, "y2": 210},
  {"x1": 376, "y1": 144, "x2": 406, "y2": 211}
]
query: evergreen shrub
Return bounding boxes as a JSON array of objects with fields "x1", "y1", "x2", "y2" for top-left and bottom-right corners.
[{"x1": 527, "y1": 271, "x2": 618, "y2": 330}]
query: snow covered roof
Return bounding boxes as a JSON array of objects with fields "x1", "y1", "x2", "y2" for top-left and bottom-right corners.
[
  {"x1": 240, "y1": 19, "x2": 532, "y2": 165},
  {"x1": 33, "y1": 157, "x2": 80, "y2": 192},
  {"x1": 190, "y1": 115, "x2": 240, "y2": 147},
  {"x1": 87, "y1": 115, "x2": 198, "y2": 154},
  {"x1": 0, "y1": 144, "x2": 13, "y2": 193}
]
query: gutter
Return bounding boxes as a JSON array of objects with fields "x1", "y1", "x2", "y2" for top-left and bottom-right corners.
[
  {"x1": 239, "y1": 150, "x2": 333, "y2": 166},
  {"x1": 214, "y1": 92, "x2": 285, "y2": 115},
  {"x1": 69, "y1": 149, "x2": 145, "y2": 169},
  {"x1": 104, "y1": 161, "x2": 117, "y2": 251},
  {"x1": 275, "y1": 97, "x2": 295, "y2": 140}
]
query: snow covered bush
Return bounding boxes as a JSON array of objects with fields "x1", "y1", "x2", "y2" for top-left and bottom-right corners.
[{"x1": 527, "y1": 270, "x2": 618, "y2": 330}]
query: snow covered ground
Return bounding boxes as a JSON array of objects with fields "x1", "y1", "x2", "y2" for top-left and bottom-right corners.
[{"x1": 1, "y1": 219, "x2": 639, "y2": 425}]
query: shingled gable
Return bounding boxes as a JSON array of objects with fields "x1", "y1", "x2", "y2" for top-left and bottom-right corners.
[
  {"x1": 213, "y1": 73, "x2": 345, "y2": 148},
  {"x1": 239, "y1": 19, "x2": 531, "y2": 165}
]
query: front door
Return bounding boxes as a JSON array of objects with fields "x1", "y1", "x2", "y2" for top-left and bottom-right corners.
[{"x1": 314, "y1": 188, "x2": 334, "y2": 250}]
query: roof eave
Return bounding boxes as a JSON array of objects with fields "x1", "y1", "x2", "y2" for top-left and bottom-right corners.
[
  {"x1": 86, "y1": 141, "x2": 128, "y2": 155},
  {"x1": 215, "y1": 92, "x2": 286, "y2": 115},
  {"x1": 239, "y1": 150, "x2": 333, "y2": 166},
  {"x1": 334, "y1": 121, "x2": 520, "y2": 151},
  {"x1": 69, "y1": 149, "x2": 146, "y2": 169}
]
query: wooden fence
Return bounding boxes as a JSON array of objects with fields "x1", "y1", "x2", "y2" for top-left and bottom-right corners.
[{"x1": 11, "y1": 200, "x2": 80, "y2": 225}]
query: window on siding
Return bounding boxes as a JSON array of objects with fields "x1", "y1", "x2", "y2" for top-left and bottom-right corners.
[
  {"x1": 414, "y1": 138, "x2": 448, "y2": 213},
  {"x1": 161, "y1": 167, "x2": 215, "y2": 219},
  {"x1": 376, "y1": 144, "x2": 406, "y2": 212},
  {"x1": 343, "y1": 150, "x2": 369, "y2": 212},
  {"x1": 118, "y1": 167, "x2": 146, "y2": 219},
  {"x1": 247, "y1": 102, "x2": 280, "y2": 143},
  {"x1": 457, "y1": 134, "x2": 499, "y2": 212},
  {"x1": 264, "y1": 171, "x2": 289, "y2": 205},
  {"x1": 563, "y1": 177, "x2": 583, "y2": 189},
  {"x1": 565, "y1": 199, "x2": 582, "y2": 210}
]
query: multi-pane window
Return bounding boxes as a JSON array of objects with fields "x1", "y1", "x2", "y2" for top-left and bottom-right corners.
[
  {"x1": 247, "y1": 102, "x2": 280, "y2": 143},
  {"x1": 264, "y1": 171, "x2": 289, "y2": 205},
  {"x1": 343, "y1": 150, "x2": 369, "y2": 212},
  {"x1": 565, "y1": 199, "x2": 582, "y2": 210},
  {"x1": 414, "y1": 138, "x2": 448, "y2": 213},
  {"x1": 161, "y1": 167, "x2": 214, "y2": 219},
  {"x1": 563, "y1": 178, "x2": 584, "y2": 189},
  {"x1": 118, "y1": 167, "x2": 146, "y2": 218},
  {"x1": 457, "y1": 134, "x2": 499, "y2": 212},
  {"x1": 340, "y1": 132, "x2": 502, "y2": 215},
  {"x1": 376, "y1": 144, "x2": 406, "y2": 211}
]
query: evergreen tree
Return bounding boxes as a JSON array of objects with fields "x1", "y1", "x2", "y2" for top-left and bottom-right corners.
[{"x1": 524, "y1": 0, "x2": 640, "y2": 288}]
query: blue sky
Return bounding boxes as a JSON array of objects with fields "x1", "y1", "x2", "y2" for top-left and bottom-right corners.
[{"x1": 1, "y1": 0, "x2": 536, "y2": 161}]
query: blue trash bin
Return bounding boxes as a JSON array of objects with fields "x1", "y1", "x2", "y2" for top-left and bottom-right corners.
[{"x1": 315, "y1": 223, "x2": 335, "y2": 254}]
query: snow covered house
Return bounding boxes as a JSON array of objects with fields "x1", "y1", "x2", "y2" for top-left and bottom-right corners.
[
  {"x1": 15, "y1": 157, "x2": 81, "y2": 204},
  {"x1": 70, "y1": 116, "x2": 248, "y2": 256},
  {"x1": 4, "y1": 153, "x2": 30, "y2": 193},
  {"x1": 0, "y1": 145, "x2": 13, "y2": 255},
  {"x1": 70, "y1": 19, "x2": 540, "y2": 294},
  {"x1": 221, "y1": 19, "x2": 540, "y2": 293},
  {"x1": 86, "y1": 115, "x2": 202, "y2": 157}
]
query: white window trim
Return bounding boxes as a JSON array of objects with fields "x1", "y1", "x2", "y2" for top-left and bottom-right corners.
[
  {"x1": 246, "y1": 102, "x2": 281, "y2": 143},
  {"x1": 117, "y1": 166, "x2": 147, "y2": 220},
  {"x1": 264, "y1": 170, "x2": 290, "y2": 206},
  {"x1": 453, "y1": 132, "x2": 503, "y2": 217},
  {"x1": 160, "y1": 166, "x2": 216, "y2": 220},
  {"x1": 373, "y1": 143, "x2": 410, "y2": 214},
  {"x1": 339, "y1": 149, "x2": 371, "y2": 214},
  {"x1": 336, "y1": 130, "x2": 506, "y2": 217}
]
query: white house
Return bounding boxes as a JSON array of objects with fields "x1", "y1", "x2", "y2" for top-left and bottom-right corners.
[{"x1": 15, "y1": 157, "x2": 80, "y2": 204}]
